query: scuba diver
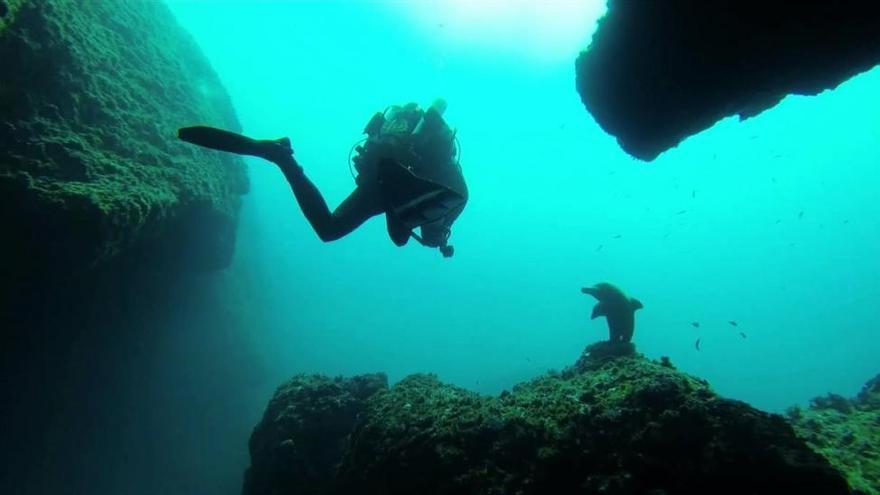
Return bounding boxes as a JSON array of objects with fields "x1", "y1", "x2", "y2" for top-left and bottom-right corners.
[{"x1": 178, "y1": 98, "x2": 467, "y2": 257}]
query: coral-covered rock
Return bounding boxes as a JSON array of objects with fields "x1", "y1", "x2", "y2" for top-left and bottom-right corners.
[
  {"x1": 789, "y1": 373, "x2": 880, "y2": 495},
  {"x1": 576, "y1": 1, "x2": 880, "y2": 161},
  {"x1": 242, "y1": 373, "x2": 388, "y2": 495},
  {"x1": 246, "y1": 345, "x2": 849, "y2": 494},
  {"x1": 0, "y1": 0, "x2": 248, "y2": 280}
]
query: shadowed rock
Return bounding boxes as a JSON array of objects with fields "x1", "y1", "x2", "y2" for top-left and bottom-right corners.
[
  {"x1": 576, "y1": 1, "x2": 880, "y2": 160},
  {"x1": 242, "y1": 374, "x2": 389, "y2": 495},
  {"x1": 0, "y1": 2, "x2": 249, "y2": 492}
]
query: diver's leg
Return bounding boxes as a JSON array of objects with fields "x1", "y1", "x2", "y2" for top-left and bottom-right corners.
[
  {"x1": 279, "y1": 165, "x2": 384, "y2": 242},
  {"x1": 182, "y1": 128, "x2": 383, "y2": 242}
]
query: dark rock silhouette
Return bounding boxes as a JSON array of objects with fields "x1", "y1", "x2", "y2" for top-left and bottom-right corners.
[
  {"x1": 576, "y1": 1, "x2": 880, "y2": 160},
  {"x1": 244, "y1": 345, "x2": 850, "y2": 495}
]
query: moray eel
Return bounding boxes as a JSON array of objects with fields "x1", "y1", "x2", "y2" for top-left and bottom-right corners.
[{"x1": 581, "y1": 282, "x2": 643, "y2": 343}]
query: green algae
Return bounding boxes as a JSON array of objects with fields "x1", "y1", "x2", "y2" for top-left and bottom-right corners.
[
  {"x1": 243, "y1": 374, "x2": 388, "y2": 495},
  {"x1": 789, "y1": 376, "x2": 880, "y2": 495},
  {"x1": 1, "y1": 0, "x2": 247, "y2": 277},
  {"x1": 0, "y1": 0, "x2": 25, "y2": 36},
  {"x1": 243, "y1": 348, "x2": 853, "y2": 494},
  {"x1": 326, "y1": 345, "x2": 847, "y2": 494}
]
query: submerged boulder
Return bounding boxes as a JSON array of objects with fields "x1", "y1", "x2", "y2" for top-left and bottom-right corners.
[
  {"x1": 576, "y1": 1, "x2": 880, "y2": 161},
  {"x1": 242, "y1": 373, "x2": 389, "y2": 495},
  {"x1": 245, "y1": 345, "x2": 849, "y2": 494},
  {"x1": 0, "y1": 0, "x2": 248, "y2": 281},
  {"x1": 788, "y1": 373, "x2": 880, "y2": 495}
]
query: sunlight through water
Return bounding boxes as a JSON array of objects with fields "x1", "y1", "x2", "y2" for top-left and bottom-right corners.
[{"x1": 401, "y1": 0, "x2": 606, "y2": 63}]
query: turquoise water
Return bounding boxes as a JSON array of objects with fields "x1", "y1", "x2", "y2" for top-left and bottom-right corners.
[{"x1": 167, "y1": 0, "x2": 879, "y2": 420}]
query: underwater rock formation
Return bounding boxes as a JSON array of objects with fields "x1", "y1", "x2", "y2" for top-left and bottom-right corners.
[
  {"x1": 1, "y1": 2, "x2": 250, "y2": 493},
  {"x1": 0, "y1": 0, "x2": 248, "y2": 281},
  {"x1": 242, "y1": 373, "x2": 389, "y2": 495},
  {"x1": 788, "y1": 373, "x2": 880, "y2": 495},
  {"x1": 576, "y1": 1, "x2": 880, "y2": 161},
  {"x1": 245, "y1": 344, "x2": 849, "y2": 494}
]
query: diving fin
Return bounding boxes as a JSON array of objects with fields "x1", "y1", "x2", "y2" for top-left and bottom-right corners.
[
  {"x1": 178, "y1": 126, "x2": 293, "y2": 163},
  {"x1": 179, "y1": 126, "x2": 258, "y2": 154}
]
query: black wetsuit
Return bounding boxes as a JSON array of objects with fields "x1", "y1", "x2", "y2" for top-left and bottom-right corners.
[{"x1": 178, "y1": 123, "x2": 467, "y2": 249}]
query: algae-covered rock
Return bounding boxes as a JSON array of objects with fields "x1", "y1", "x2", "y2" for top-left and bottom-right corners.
[
  {"x1": 246, "y1": 345, "x2": 849, "y2": 494},
  {"x1": 789, "y1": 373, "x2": 880, "y2": 495},
  {"x1": 0, "y1": 0, "x2": 248, "y2": 279},
  {"x1": 858, "y1": 374, "x2": 880, "y2": 409},
  {"x1": 242, "y1": 373, "x2": 388, "y2": 495}
]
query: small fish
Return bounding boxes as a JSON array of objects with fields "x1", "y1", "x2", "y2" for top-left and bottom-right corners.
[
  {"x1": 613, "y1": 234, "x2": 622, "y2": 239},
  {"x1": 798, "y1": 211, "x2": 804, "y2": 219},
  {"x1": 739, "y1": 332, "x2": 747, "y2": 339},
  {"x1": 675, "y1": 210, "x2": 687, "y2": 215},
  {"x1": 596, "y1": 244, "x2": 604, "y2": 252},
  {"x1": 691, "y1": 190, "x2": 696, "y2": 199},
  {"x1": 728, "y1": 320, "x2": 738, "y2": 327},
  {"x1": 843, "y1": 219, "x2": 850, "y2": 224},
  {"x1": 691, "y1": 321, "x2": 700, "y2": 328},
  {"x1": 695, "y1": 338, "x2": 701, "y2": 351},
  {"x1": 774, "y1": 219, "x2": 781, "y2": 224}
]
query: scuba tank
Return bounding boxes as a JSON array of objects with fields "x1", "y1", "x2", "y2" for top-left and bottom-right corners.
[
  {"x1": 413, "y1": 98, "x2": 448, "y2": 136},
  {"x1": 350, "y1": 110, "x2": 388, "y2": 176},
  {"x1": 350, "y1": 99, "x2": 465, "y2": 257},
  {"x1": 350, "y1": 102, "x2": 424, "y2": 177},
  {"x1": 352, "y1": 99, "x2": 452, "y2": 175}
]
